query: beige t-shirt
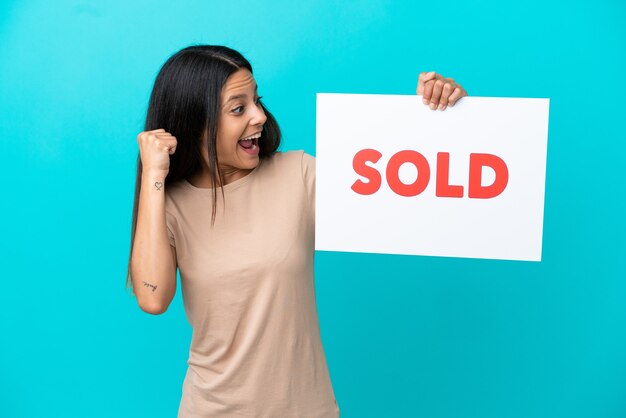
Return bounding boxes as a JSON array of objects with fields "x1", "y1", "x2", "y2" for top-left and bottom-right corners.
[{"x1": 165, "y1": 150, "x2": 340, "y2": 418}]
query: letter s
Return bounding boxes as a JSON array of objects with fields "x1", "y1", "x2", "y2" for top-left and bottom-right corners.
[{"x1": 351, "y1": 149, "x2": 383, "y2": 195}]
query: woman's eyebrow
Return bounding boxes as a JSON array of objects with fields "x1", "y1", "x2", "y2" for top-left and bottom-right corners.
[
  {"x1": 224, "y1": 86, "x2": 259, "y2": 106},
  {"x1": 225, "y1": 93, "x2": 248, "y2": 103}
]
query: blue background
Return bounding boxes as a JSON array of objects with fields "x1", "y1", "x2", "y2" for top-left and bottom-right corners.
[{"x1": 1, "y1": 1, "x2": 625, "y2": 417}]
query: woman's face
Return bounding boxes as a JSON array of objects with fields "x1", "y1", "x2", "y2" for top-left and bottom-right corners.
[{"x1": 212, "y1": 68, "x2": 267, "y2": 181}]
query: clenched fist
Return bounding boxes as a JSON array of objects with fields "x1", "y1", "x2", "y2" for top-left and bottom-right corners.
[{"x1": 136, "y1": 129, "x2": 177, "y2": 173}]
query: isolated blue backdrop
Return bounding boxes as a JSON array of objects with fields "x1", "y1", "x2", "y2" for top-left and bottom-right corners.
[{"x1": 1, "y1": 1, "x2": 625, "y2": 417}]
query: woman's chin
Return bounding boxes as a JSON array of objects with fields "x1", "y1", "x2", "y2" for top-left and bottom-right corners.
[
  {"x1": 236, "y1": 147, "x2": 260, "y2": 166},
  {"x1": 243, "y1": 156, "x2": 260, "y2": 169}
]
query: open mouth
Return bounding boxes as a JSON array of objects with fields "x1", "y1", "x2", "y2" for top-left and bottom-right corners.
[{"x1": 238, "y1": 131, "x2": 261, "y2": 154}]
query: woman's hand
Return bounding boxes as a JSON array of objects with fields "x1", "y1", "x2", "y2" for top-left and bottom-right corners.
[
  {"x1": 137, "y1": 128, "x2": 178, "y2": 173},
  {"x1": 417, "y1": 71, "x2": 468, "y2": 111}
]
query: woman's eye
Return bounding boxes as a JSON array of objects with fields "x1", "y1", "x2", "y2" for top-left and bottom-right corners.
[
  {"x1": 255, "y1": 96, "x2": 263, "y2": 105},
  {"x1": 232, "y1": 105, "x2": 244, "y2": 114}
]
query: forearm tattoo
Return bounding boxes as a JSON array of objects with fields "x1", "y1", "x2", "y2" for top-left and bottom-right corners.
[
  {"x1": 142, "y1": 281, "x2": 158, "y2": 292},
  {"x1": 154, "y1": 181, "x2": 163, "y2": 191}
]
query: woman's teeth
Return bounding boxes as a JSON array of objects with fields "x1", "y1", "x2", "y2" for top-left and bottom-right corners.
[{"x1": 240, "y1": 132, "x2": 262, "y2": 141}]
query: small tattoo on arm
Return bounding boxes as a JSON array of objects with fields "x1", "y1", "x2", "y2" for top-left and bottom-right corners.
[
  {"x1": 154, "y1": 181, "x2": 163, "y2": 191},
  {"x1": 142, "y1": 281, "x2": 158, "y2": 292}
]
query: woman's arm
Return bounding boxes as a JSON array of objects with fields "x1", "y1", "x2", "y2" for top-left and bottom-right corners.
[{"x1": 130, "y1": 130, "x2": 178, "y2": 315}]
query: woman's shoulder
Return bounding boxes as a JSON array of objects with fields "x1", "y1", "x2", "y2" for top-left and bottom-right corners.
[
  {"x1": 256, "y1": 150, "x2": 315, "y2": 187},
  {"x1": 163, "y1": 179, "x2": 187, "y2": 212},
  {"x1": 262, "y1": 150, "x2": 314, "y2": 171},
  {"x1": 267, "y1": 149, "x2": 311, "y2": 161}
]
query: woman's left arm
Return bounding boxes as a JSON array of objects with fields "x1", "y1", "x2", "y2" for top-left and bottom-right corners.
[{"x1": 417, "y1": 71, "x2": 468, "y2": 111}]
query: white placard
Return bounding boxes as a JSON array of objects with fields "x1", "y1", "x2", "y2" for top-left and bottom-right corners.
[{"x1": 315, "y1": 93, "x2": 550, "y2": 261}]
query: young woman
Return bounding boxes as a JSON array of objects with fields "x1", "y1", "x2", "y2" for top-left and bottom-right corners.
[{"x1": 126, "y1": 45, "x2": 467, "y2": 417}]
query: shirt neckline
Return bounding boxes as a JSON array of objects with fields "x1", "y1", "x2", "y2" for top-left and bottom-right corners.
[{"x1": 181, "y1": 163, "x2": 261, "y2": 193}]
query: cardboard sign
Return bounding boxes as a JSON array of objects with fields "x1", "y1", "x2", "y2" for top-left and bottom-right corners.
[{"x1": 315, "y1": 93, "x2": 550, "y2": 261}]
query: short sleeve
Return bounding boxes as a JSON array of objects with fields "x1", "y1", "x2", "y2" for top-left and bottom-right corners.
[
  {"x1": 301, "y1": 151, "x2": 316, "y2": 223},
  {"x1": 165, "y1": 210, "x2": 177, "y2": 248}
]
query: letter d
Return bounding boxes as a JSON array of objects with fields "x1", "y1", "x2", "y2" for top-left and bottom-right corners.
[{"x1": 468, "y1": 153, "x2": 509, "y2": 199}]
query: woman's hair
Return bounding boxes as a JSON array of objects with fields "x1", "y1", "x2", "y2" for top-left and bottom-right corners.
[{"x1": 125, "y1": 45, "x2": 281, "y2": 292}]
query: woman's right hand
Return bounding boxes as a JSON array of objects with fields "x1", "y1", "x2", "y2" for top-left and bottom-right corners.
[{"x1": 137, "y1": 129, "x2": 178, "y2": 173}]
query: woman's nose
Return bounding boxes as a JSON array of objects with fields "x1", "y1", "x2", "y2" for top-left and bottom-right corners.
[{"x1": 251, "y1": 104, "x2": 267, "y2": 126}]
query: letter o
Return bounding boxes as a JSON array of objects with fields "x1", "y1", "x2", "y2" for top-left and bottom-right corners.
[{"x1": 386, "y1": 150, "x2": 431, "y2": 197}]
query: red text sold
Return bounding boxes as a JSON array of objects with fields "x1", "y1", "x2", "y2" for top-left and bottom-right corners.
[{"x1": 351, "y1": 149, "x2": 509, "y2": 198}]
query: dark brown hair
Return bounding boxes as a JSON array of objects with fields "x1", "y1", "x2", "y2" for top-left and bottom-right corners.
[{"x1": 125, "y1": 45, "x2": 281, "y2": 292}]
